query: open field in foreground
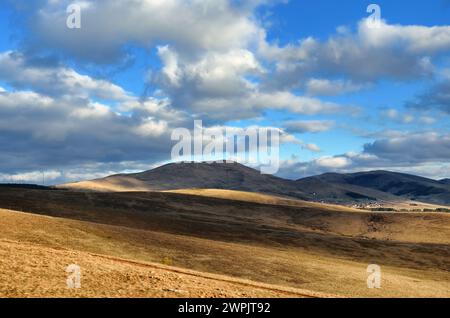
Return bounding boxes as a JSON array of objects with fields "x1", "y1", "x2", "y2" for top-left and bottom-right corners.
[
  {"x1": 0, "y1": 188, "x2": 448, "y2": 298},
  {"x1": 0, "y1": 238, "x2": 324, "y2": 298}
]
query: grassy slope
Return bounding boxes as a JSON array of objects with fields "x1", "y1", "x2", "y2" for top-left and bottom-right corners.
[
  {"x1": 0, "y1": 188, "x2": 449, "y2": 297},
  {"x1": 0, "y1": 236, "x2": 321, "y2": 298}
]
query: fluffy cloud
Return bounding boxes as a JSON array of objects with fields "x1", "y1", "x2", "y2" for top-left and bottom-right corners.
[
  {"x1": 156, "y1": 46, "x2": 263, "y2": 94},
  {"x1": 302, "y1": 143, "x2": 321, "y2": 153},
  {"x1": 27, "y1": 0, "x2": 264, "y2": 62},
  {"x1": 2, "y1": 1, "x2": 449, "y2": 183},
  {"x1": 381, "y1": 109, "x2": 415, "y2": 124},
  {"x1": 284, "y1": 120, "x2": 334, "y2": 133},
  {"x1": 11, "y1": 1, "x2": 353, "y2": 123},
  {"x1": 305, "y1": 79, "x2": 364, "y2": 96},
  {"x1": 153, "y1": 46, "x2": 341, "y2": 121},
  {"x1": 261, "y1": 19, "x2": 450, "y2": 89},
  {"x1": 0, "y1": 170, "x2": 61, "y2": 183},
  {"x1": 186, "y1": 123, "x2": 318, "y2": 152},
  {"x1": 186, "y1": 91, "x2": 342, "y2": 121},
  {"x1": 0, "y1": 51, "x2": 132, "y2": 100},
  {"x1": 407, "y1": 79, "x2": 450, "y2": 114},
  {"x1": 0, "y1": 86, "x2": 177, "y2": 172},
  {"x1": 0, "y1": 160, "x2": 164, "y2": 184},
  {"x1": 315, "y1": 156, "x2": 351, "y2": 169},
  {"x1": 363, "y1": 132, "x2": 450, "y2": 163},
  {"x1": 277, "y1": 132, "x2": 450, "y2": 179}
]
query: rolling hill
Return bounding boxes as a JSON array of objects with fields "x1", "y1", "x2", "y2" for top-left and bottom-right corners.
[
  {"x1": 61, "y1": 162, "x2": 308, "y2": 199},
  {"x1": 0, "y1": 231, "x2": 318, "y2": 298},
  {"x1": 296, "y1": 171, "x2": 450, "y2": 205},
  {"x1": 60, "y1": 162, "x2": 450, "y2": 206},
  {"x1": 0, "y1": 187, "x2": 449, "y2": 297}
]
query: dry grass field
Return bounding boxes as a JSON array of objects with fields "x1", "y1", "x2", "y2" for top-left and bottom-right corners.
[
  {"x1": 0, "y1": 187, "x2": 448, "y2": 298},
  {"x1": 0, "y1": 238, "x2": 325, "y2": 298}
]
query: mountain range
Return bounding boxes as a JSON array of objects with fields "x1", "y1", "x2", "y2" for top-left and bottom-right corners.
[{"x1": 61, "y1": 162, "x2": 450, "y2": 206}]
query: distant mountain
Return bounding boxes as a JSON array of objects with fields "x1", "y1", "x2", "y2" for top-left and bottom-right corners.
[
  {"x1": 0, "y1": 184, "x2": 55, "y2": 190},
  {"x1": 296, "y1": 171, "x2": 450, "y2": 205},
  {"x1": 294, "y1": 174, "x2": 399, "y2": 203},
  {"x1": 440, "y1": 179, "x2": 450, "y2": 185},
  {"x1": 60, "y1": 163, "x2": 450, "y2": 205},
  {"x1": 61, "y1": 162, "x2": 309, "y2": 199}
]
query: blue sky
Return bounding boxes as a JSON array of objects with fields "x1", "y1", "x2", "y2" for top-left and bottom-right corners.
[{"x1": 0, "y1": 0, "x2": 450, "y2": 183}]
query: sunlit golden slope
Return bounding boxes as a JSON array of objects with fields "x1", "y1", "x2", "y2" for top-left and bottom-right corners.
[
  {"x1": 0, "y1": 238, "x2": 322, "y2": 298},
  {"x1": 165, "y1": 189, "x2": 361, "y2": 212},
  {"x1": 60, "y1": 176, "x2": 152, "y2": 192},
  {"x1": 0, "y1": 189, "x2": 449, "y2": 298}
]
